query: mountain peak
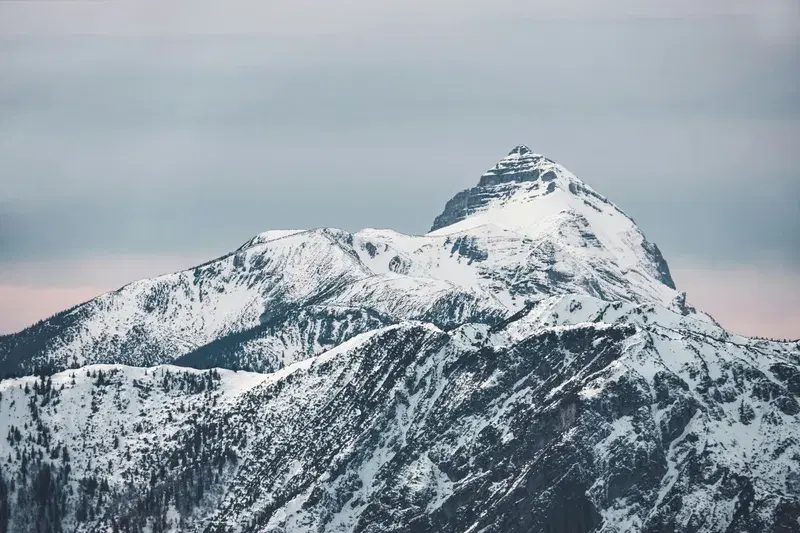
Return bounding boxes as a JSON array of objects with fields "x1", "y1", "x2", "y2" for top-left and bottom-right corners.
[
  {"x1": 477, "y1": 146, "x2": 557, "y2": 188},
  {"x1": 431, "y1": 146, "x2": 573, "y2": 233},
  {"x1": 508, "y1": 144, "x2": 532, "y2": 156},
  {"x1": 429, "y1": 145, "x2": 678, "y2": 299}
]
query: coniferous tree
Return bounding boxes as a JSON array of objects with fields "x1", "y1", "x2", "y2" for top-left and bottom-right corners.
[{"x1": 0, "y1": 469, "x2": 9, "y2": 533}]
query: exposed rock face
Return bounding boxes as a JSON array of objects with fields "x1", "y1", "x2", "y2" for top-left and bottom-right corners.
[
  {"x1": 477, "y1": 144, "x2": 556, "y2": 187},
  {"x1": 0, "y1": 297, "x2": 797, "y2": 533},
  {"x1": 0, "y1": 146, "x2": 797, "y2": 533}
]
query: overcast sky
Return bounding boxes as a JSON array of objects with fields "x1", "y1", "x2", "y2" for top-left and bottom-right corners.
[{"x1": 1, "y1": 0, "x2": 798, "y2": 338}]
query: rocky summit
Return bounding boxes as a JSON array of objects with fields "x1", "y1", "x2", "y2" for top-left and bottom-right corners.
[{"x1": 0, "y1": 147, "x2": 798, "y2": 533}]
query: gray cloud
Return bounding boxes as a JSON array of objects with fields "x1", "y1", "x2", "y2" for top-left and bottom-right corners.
[
  {"x1": 2, "y1": 1, "x2": 798, "y2": 40},
  {"x1": 0, "y1": 1, "x2": 798, "y2": 317}
]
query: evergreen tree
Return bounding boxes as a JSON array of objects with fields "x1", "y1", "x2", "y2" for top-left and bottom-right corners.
[{"x1": 0, "y1": 469, "x2": 9, "y2": 533}]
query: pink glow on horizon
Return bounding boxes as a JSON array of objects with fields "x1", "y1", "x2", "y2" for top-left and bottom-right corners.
[
  {"x1": 671, "y1": 262, "x2": 800, "y2": 340},
  {"x1": 0, "y1": 285, "x2": 110, "y2": 333},
  {"x1": 0, "y1": 254, "x2": 208, "y2": 334}
]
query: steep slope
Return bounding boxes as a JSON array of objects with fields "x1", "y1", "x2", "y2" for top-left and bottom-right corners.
[
  {"x1": 0, "y1": 146, "x2": 683, "y2": 378},
  {"x1": 0, "y1": 300, "x2": 797, "y2": 533}
]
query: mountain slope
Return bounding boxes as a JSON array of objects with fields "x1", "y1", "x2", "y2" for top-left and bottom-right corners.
[
  {"x1": 0, "y1": 228, "x2": 504, "y2": 378},
  {"x1": 0, "y1": 298, "x2": 797, "y2": 532},
  {"x1": 0, "y1": 146, "x2": 685, "y2": 378}
]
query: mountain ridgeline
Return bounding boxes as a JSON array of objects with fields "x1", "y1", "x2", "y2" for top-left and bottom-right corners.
[{"x1": 0, "y1": 146, "x2": 798, "y2": 533}]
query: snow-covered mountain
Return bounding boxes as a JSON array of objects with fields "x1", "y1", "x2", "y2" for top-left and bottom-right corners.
[
  {"x1": 0, "y1": 146, "x2": 684, "y2": 378},
  {"x1": 0, "y1": 145, "x2": 797, "y2": 533}
]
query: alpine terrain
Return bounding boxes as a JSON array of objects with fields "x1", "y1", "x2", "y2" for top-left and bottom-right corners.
[{"x1": 0, "y1": 145, "x2": 798, "y2": 533}]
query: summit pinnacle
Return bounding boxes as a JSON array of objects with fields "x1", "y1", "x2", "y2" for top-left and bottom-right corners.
[{"x1": 508, "y1": 144, "x2": 532, "y2": 156}]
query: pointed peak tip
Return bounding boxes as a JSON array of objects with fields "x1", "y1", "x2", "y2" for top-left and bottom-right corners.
[{"x1": 508, "y1": 144, "x2": 532, "y2": 156}]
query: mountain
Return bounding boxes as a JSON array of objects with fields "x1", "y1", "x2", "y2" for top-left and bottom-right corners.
[
  {"x1": 0, "y1": 145, "x2": 797, "y2": 533},
  {"x1": 0, "y1": 146, "x2": 684, "y2": 378}
]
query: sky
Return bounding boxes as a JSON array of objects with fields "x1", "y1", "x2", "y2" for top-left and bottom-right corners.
[{"x1": 0, "y1": 0, "x2": 798, "y2": 338}]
